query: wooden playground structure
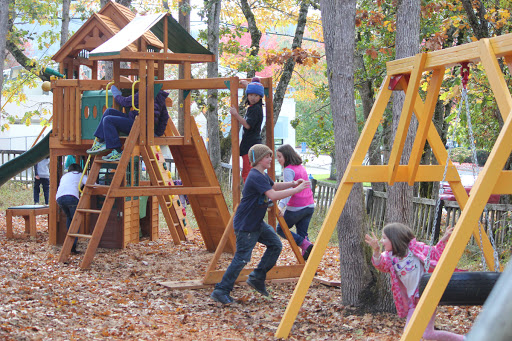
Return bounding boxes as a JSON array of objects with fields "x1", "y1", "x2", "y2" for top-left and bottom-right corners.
[
  {"x1": 47, "y1": 0, "x2": 306, "y2": 288},
  {"x1": 275, "y1": 34, "x2": 512, "y2": 339}
]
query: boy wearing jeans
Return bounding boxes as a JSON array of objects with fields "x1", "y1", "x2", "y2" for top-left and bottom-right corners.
[{"x1": 211, "y1": 144, "x2": 310, "y2": 305}]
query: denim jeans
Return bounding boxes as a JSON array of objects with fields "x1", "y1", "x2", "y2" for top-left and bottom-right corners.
[
  {"x1": 57, "y1": 195, "x2": 79, "y2": 248},
  {"x1": 94, "y1": 108, "x2": 134, "y2": 150},
  {"x1": 276, "y1": 207, "x2": 315, "y2": 246},
  {"x1": 34, "y1": 177, "x2": 50, "y2": 204},
  {"x1": 214, "y1": 222, "x2": 282, "y2": 294}
]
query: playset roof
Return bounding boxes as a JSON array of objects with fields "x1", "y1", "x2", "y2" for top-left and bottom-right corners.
[{"x1": 89, "y1": 13, "x2": 213, "y2": 59}]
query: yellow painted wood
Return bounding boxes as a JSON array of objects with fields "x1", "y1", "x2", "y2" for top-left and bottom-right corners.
[
  {"x1": 408, "y1": 68, "x2": 445, "y2": 184},
  {"x1": 402, "y1": 106, "x2": 512, "y2": 341},
  {"x1": 478, "y1": 39, "x2": 512, "y2": 121},
  {"x1": 344, "y1": 165, "x2": 460, "y2": 183},
  {"x1": 275, "y1": 183, "x2": 353, "y2": 339},
  {"x1": 388, "y1": 53, "x2": 427, "y2": 185},
  {"x1": 493, "y1": 171, "x2": 512, "y2": 194}
]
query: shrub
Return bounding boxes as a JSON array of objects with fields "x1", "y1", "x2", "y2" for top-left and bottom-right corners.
[
  {"x1": 476, "y1": 149, "x2": 489, "y2": 166},
  {"x1": 450, "y1": 147, "x2": 471, "y2": 163}
]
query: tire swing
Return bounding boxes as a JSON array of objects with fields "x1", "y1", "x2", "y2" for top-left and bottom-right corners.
[{"x1": 418, "y1": 63, "x2": 501, "y2": 306}]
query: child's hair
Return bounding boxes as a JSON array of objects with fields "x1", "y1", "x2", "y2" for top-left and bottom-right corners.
[
  {"x1": 68, "y1": 163, "x2": 82, "y2": 173},
  {"x1": 382, "y1": 222, "x2": 415, "y2": 258},
  {"x1": 277, "y1": 144, "x2": 303, "y2": 168}
]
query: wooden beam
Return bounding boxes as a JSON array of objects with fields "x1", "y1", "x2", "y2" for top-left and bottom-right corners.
[
  {"x1": 388, "y1": 53, "x2": 427, "y2": 184},
  {"x1": 88, "y1": 51, "x2": 216, "y2": 63},
  {"x1": 203, "y1": 265, "x2": 305, "y2": 285},
  {"x1": 479, "y1": 39, "x2": 512, "y2": 121},
  {"x1": 108, "y1": 186, "x2": 222, "y2": 197},
  {"x1": 407, "y1": 67, "x2": 445, "y2": 184},
  {"x1": 230, "y1": 77, "x2": 241, "y2": 207}
]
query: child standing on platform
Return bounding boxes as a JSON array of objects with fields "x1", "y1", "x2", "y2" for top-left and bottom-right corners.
[
  {"x1": 210, "y1": 144, "x2": 310, "y2": 305},
  {"x1": 276, "y1": 144, "x2": 315, "y2": 260},
  {"x1": 230, "y1": 77, "x2": 264, "y2": 182},
  {"x1": 87, "y1": 85, "x2": 170, "y2": 162},
  {"x1": 365, "y1": 223, "x2": 464, "y2": 340}
]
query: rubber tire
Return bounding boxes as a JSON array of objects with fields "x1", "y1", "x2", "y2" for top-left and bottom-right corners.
[{"x1": 419, "y1": 271, "x2": 501, "y2": 306}]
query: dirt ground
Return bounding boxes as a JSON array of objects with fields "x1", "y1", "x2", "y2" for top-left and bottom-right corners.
[{"x1": 0, "y1": 212, "x2": 479, "y2": 340}]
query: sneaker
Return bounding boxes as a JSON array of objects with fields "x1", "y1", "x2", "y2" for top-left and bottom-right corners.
[
  {"x1": 210, "y1": 290, "x2": 234, "y2": 305},
  {"x1": 86, "y1": 141, "x2": 107, "y2": 155},
  {"x1": 246, "y1": 277, "x2": 269, "y2": 297},
  {"x1": 102, "y1": 149, "x2": 122, "y2": 162},
  {"x1": 71, "y1": 247, "x2": 81, "y2": 255},
  {"x1": 303, "y1": 244, "x2": 314, "y2": 261}
]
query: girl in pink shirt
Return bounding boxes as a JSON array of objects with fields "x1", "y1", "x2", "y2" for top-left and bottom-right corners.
[
  {"x1": 365, "y1": 223, "x2": 464, "y2": 340},
  {"x1": 276, "y1": 144, "x2": 315, "y2": 260}
]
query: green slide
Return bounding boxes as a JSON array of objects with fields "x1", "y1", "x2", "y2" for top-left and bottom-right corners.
[{"x1": 0, "y1": 131, "x2": 51, "y2": 187}]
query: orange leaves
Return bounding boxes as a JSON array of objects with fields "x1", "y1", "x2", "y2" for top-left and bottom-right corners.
[
  {"x1": 365, "y1": 47, "x2": 393, "y2": 60},
  {"x1": 424, "y1": 32, "x2": 449, "y2": 51},
  {"x1": 264, "y1": 47, "x2": 321, "y2": 66}
]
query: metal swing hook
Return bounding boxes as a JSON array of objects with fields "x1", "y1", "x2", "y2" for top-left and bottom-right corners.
[{"x1": 460, "y1": 62, "x2": 470, "y2": 89}]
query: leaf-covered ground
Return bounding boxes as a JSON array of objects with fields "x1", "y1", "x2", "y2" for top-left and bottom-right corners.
[{"x1": 0, "y1": 212, "x2": 479, "y2": 340}]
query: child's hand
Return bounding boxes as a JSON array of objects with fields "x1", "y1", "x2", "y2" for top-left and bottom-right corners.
[
  {"x1": 295, "y1": 180, "x2": 310, "y2": 192},
  {"x1": 229, "y1": 106, "x2": 238, "y2": 117},
  {"x1": 278, "y1": 206, "x2": 285, "y2": 217},
  {"x1": 294, "y1": 179, "x2": 305, "y2": 187},
  {"x1": 365, "y1": 232, "x2": 381, "y2": 254},
  {"x1": 441, "y1": 226, "x2": 455, "y2": 243}
]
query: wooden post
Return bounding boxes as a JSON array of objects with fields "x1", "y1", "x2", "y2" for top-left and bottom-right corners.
[
  {"x1": 183, "y1": 62, "x2": 191, "y2": 144},
  {"x1": 139, "y1": 60, "x2": 147, "y2": 145},
  {"x1": 147, "y1": 62, "x2": 155, "y2": 146},
  {"x1": 49, "y1": 149, "x2": 59, "y2": 245},
  {"x1": 230, "y1": 77, "x2": 240, "y2": 207},
  {"x1": 265, "y1": 78, "x2": 276, "y2": 227}
]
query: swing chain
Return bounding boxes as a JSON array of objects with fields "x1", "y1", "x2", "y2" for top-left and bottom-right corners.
[
  {"x1": 463, "y1": 85, "x2": 501, "y2": 271},
  {"x1": 423, "y1": 95, "x2": 462, "y2": 273}
]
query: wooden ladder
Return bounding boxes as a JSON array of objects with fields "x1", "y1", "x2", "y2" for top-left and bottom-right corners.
[
  {"x1": 59, "y1": 118, "x2": 142, "y2": 268},
  {"x1": 140, "y1": 145, "x2": 189, "y2": 242}
]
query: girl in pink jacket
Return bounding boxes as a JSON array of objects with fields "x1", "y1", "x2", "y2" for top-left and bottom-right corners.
[{"x1": 365, "y1": 222, "x2": 464, "y2": 340}]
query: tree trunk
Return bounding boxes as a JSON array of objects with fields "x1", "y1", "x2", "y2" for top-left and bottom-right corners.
[
  {"x1": 320, "y1": 0, "x2": 372, "y2": 308},
  {"x1": 0, "y1": 0, "x2": 11, "y2": 121},
  {"x1": 239, "y1": 0, "x2": 261, "y2": 80},
  {"x1": 205, "y1": 0, "x2": 222, "y2": 175},
  {"x1": 61, "y1": 0, "x2": 71, "y2": 47},
  {"x1": 261, "y1": 0, "x2": 309, "y2": 141},
  {"x1": 384, "y1": 0, "x2": 420, "y2": 226},
  {"x1": 177, "y1": 0, "x2": 191, "y2": 135},
  {"x1": 354, "y1": 49, "x2": 385, "y2": 192},
  {"x1": 460, "y1": 0, "x2": 488, "y2": 39}
]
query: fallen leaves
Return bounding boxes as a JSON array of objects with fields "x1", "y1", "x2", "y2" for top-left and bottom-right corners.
[{"x1": 0, "y1": 211, "x2": 480, "y2": 340}]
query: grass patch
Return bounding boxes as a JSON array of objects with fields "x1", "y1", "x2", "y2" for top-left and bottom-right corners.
[
  {"x1": 0, "y1": 181, "x2": 34, "y2": 210},
  {"x1": 307, "y1": 210, "x2": 338, "y2": 246}
]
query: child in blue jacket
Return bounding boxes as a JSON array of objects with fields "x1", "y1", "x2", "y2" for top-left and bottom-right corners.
[{"x1": 211, "y1": 144, "x2": 310, "y2": 305}]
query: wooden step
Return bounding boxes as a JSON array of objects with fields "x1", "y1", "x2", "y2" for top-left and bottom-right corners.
[
  {"x1": 77, "y1": 208, "x2": 102, "y2": 214},
  {"x1": 68, "y1": 233, "x2": 93, "y2": 239},
  {"x1": 84, "y1": 184, "x2": 109, "y2": 195}
]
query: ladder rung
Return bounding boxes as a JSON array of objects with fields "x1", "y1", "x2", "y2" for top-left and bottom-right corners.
[
  {"x1": 77, "y1": 208, "x2": 102, "y2": 214},
  {"x1": 84, "y1": 184, "x2": 109, "y2": 195},
  {"x1": 68, "y1": 233, "x2": 93, "y2": 239}
]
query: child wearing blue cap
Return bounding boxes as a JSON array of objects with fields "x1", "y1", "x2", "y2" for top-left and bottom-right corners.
[{"x1": 230, "y1": 77, "x2": 265, "y2": 182}]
